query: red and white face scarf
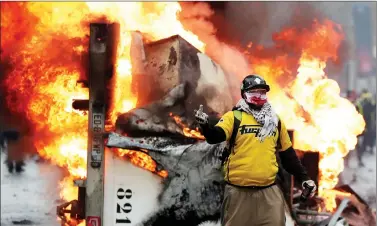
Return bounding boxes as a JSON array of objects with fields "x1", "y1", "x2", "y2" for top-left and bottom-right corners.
[
  {"x1": 244, "y1": 89, "x2": 268, "y2": 106},
  {"x1": 235, "y1": 91, "x2": 278, "y2": 142}
]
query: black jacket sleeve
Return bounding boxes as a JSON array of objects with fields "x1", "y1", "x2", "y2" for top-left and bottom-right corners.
[
  {"x1": 199, "y1": 123, "x2": 226, "y2": 144},
  {"x1": 279, "y1": 146, "x2": 311, "y2": 183}
]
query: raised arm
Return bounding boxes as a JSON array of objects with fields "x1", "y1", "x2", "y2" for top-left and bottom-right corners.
[{"x1": 194, "y1": 105, "x2": 233, "y2": 144}]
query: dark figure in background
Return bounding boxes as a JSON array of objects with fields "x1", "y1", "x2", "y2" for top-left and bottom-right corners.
[
  {"x1": 1, "y1": 130, "x2": 25, "y2": 173},
  {"x1": 355, "y1": 89, "x2": 376, "y2": 167},
  {"x1": 347, "y1": 90, "x2": 358, "y2": 105}
]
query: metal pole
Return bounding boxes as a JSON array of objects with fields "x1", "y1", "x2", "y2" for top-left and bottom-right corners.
[
  {"x1": 293, "y1": 209, "x2": 332, "y2": 216},
  {"x1": 328, "y1": 198, "x2": 350, "y2": 226},
  {"x1": 86, "y1": 23, "x2": 119, "y2": 226}
]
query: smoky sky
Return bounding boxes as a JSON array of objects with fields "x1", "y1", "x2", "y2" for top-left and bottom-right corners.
[
  {"x1": 207, "y1": 1, "x2": 351, "y2": 78},
  {"x1": 208, "y1": 2, "x2": 349, "y2": 46}
]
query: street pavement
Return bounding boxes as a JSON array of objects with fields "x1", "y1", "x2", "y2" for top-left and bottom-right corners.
[{"x1": 1, "y1": 153, "x2": 63, "y2": 226}]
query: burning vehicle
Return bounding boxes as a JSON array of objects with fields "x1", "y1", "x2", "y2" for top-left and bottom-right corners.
[{"x1": 0, "y1": 2, "x2": 374, "y2": 226}]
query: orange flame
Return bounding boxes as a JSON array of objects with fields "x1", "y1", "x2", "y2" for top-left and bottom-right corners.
[
  {"x1": 1, "y1": 2, "x2": 365, "y2": 215},
  {"x1": 116, "y1": 148, "x2": 168, "y2": 178},
  {"x1": 87, "y1": 2, "x2": 205, "y2": 125},
  {"x1": 0, "y1": 2, "x2": 203, "y2": 205},
  {"x1": 169, "y1": 113, "x2": 205, "y2": 140}
]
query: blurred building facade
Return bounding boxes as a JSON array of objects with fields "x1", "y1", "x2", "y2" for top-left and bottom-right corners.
[{"x1": 347, "y1": 2, "x2": 376, "y2": 94}]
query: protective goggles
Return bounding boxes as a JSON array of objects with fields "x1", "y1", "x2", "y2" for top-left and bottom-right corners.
[{"x1": 244, "y1": 89, "x2": 267, "y2": 96}]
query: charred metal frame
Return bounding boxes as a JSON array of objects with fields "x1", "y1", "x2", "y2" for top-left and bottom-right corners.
[{"x1": 57, "y1": 23, "x2": 119, "y2": 226}]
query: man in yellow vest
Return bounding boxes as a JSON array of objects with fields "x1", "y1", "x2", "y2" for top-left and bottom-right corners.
[{"x1": 194, "y1": 74, "x2": 316, "y2": 226}]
